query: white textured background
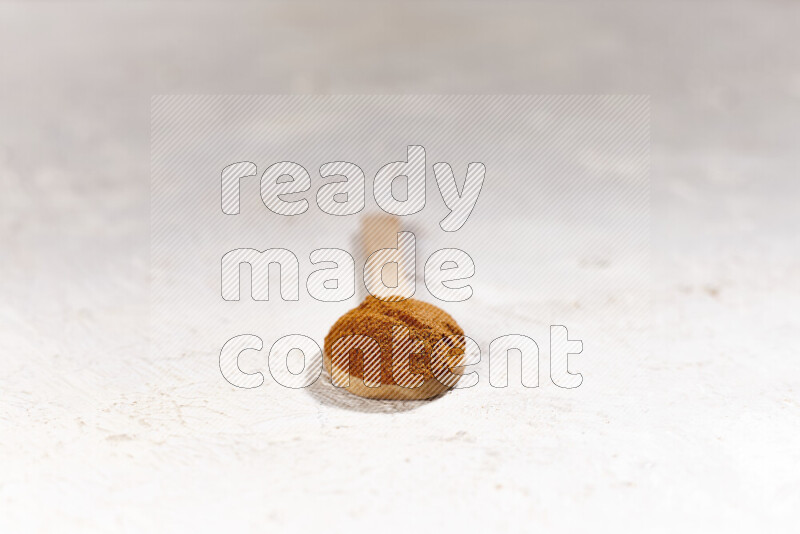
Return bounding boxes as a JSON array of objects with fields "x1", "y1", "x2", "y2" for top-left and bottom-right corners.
[{"x1": 1, "y1": 2, "x2": 798, "y2": 533}]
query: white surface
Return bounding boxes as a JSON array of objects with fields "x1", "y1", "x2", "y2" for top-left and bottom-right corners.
[{"x1": 1, "y1": 2, "x2": 799, "y2": 533}]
